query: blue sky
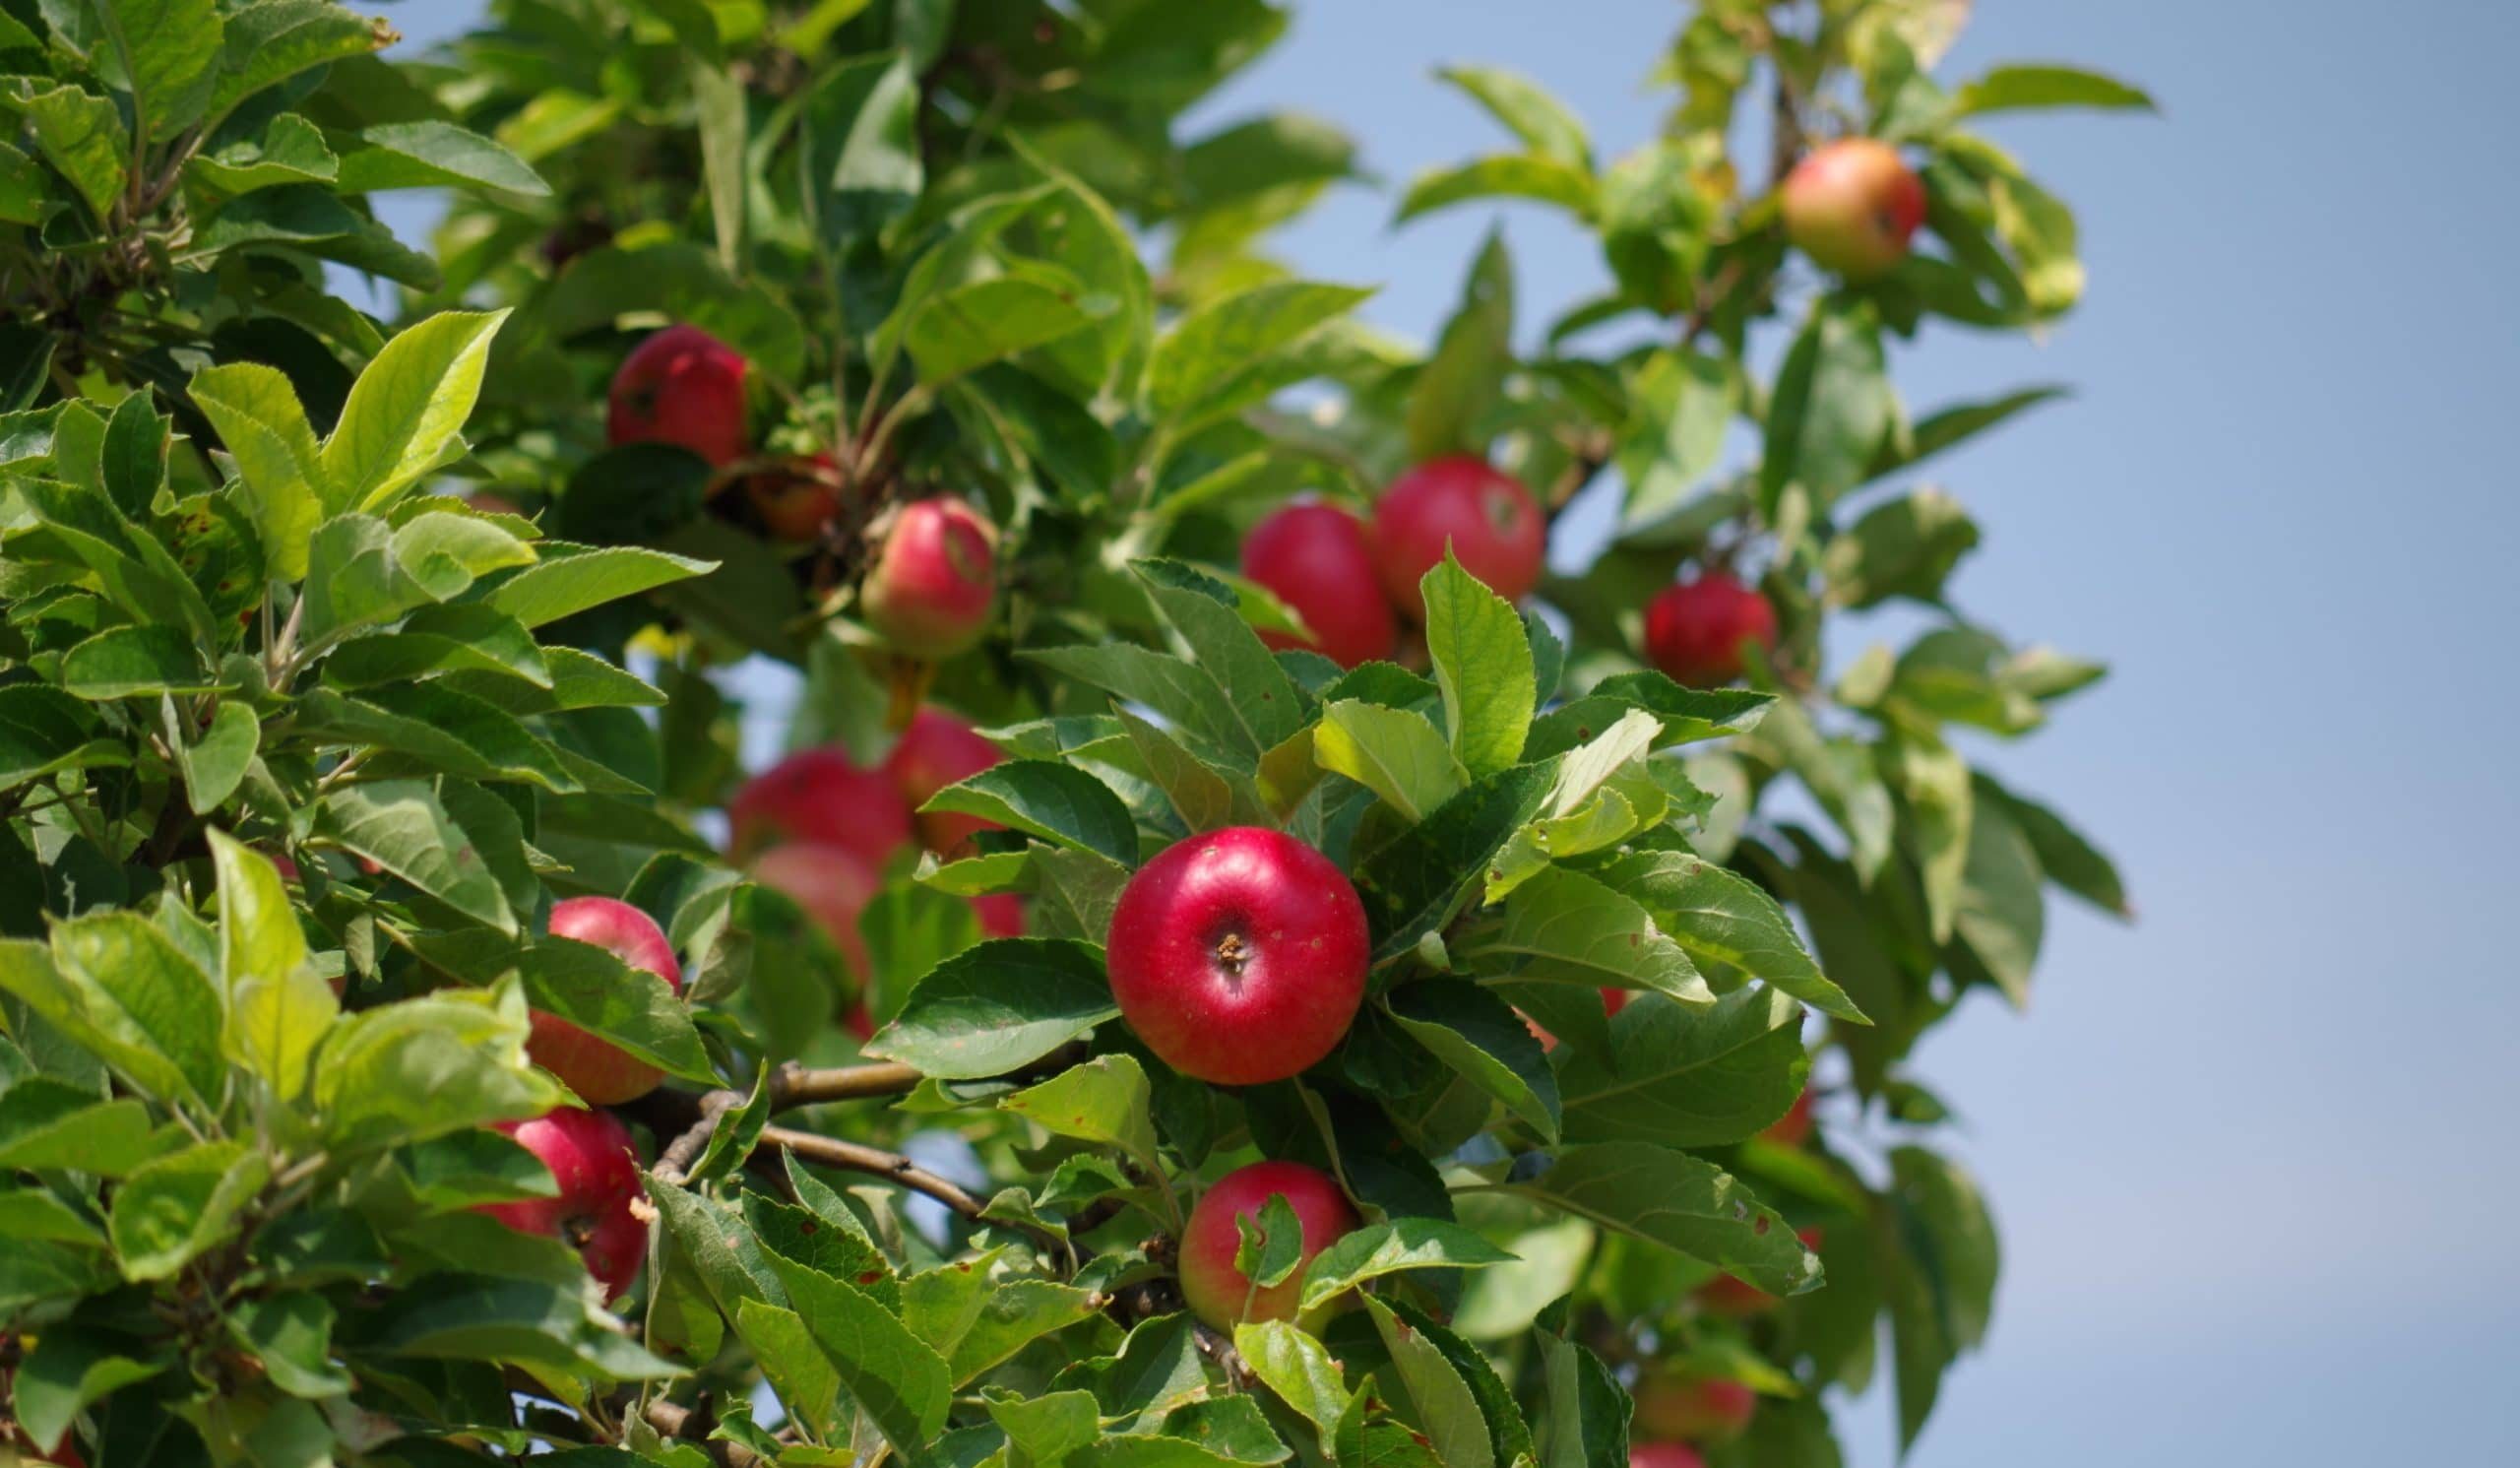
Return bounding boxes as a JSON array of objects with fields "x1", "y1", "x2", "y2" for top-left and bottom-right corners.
[{"x1": 384, "y1": 2, "x2": 2520, "y2": 1460}]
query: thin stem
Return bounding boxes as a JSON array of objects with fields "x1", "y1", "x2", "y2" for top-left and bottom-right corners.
[{"x1": 757, "y1": 1125, "x2": 995, "y2": 1223}]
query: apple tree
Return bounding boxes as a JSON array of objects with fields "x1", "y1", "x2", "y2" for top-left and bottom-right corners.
[{"x1": 0, "y1": 2, "x2": 2145, "y2": 1466}]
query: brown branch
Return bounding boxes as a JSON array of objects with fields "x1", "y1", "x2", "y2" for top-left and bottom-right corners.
[
  {"x1": 757, "y1": 1124, "x2": 996, "y2": 1222},
  {"x1": 773, "y1": 1059, "x2": 923, "y2": 1106}
]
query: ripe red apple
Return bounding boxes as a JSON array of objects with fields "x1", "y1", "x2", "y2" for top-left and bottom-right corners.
[
  {"x1": 1695, "y1": 1227, "x2": 1825, "y2": 1317},
  {"x1": 1629, "y1": 1446, "x2": 1706, "y2": 1468},
  {"x1": 1177, "y1": 1159, "x2": 1361, "y2": 1331},
  {"x1": 476, "y1": 1107, "x2": 648, "y2": 1302},
  {"x1": 530, "y1": 896, "x2": 682, "y2": 1105},
  {"x1": 726, "y1": 746, "x2": 914, "y2": 869},
  {"x1": 973, "y1": 892, "x2": 1026, "y2": 939},
  {"x1": 1760, "y1": 1087, "x2": 1813, "y2": 1148},
  {"x1": 606, "y1": 324, "x2": 750, "y2": 469},
  {"x1": 883, "y1": 707, "x2": 1002, "y2": 857},
  {"x1": 1643, "y1": 573, "x2": 1777, "y2": 686},
  {"x1": 1105, "y1": 827, "x2": 1369, "y2": 1086},
  {"x1": 1780, "y1": 138, "x2": 1926, "y2": 281},
  {"x1": 747, "y1": 452, "x2": 844, "y2": 542},
  {"x1": 1371, "y1": 456, "x2": 1546, "y2": 620},
  {"x1": 1631, "y1": 1371, "x2": 1756, "y2": 1445},
  {"x1": 752, "y1": 841, "x2": 879, "y2": 986},
  {"x1": 861, "y1": 497, "x2": 997, "y2": 658},
  {"x1": 1242, "y1": 501, "x2": 1398, "y2": 669}
]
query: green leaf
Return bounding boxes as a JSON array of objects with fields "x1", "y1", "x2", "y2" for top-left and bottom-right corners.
[
  {"x1": 1602, "y1": 852, "x2": 1865, "y2": 1022},
  {"x1": 0, "y1": 1085, "x2": 159, "y2": 1175},
  {"x1": 925, "y1": 761, "x2": 1138, "y2": 865},
  {"x1": 96, "y1": 0, "x2": 223, "y2": 140},
  {"x1": 296, "y1": 687, "x2": 581, "y2": 794},
  {"x1": 1824, "y1": 487, "x2": 1980, "y2": 608},
  {"x1": 867, "y1": 937, "x2": 1118, "y2": 1080},
  {"x1": 309, "y1": 986, "x2": 561, "y2": 1152},
  {"x1": 9, "y1": 84, "x2": 128, "y2": 223},
  {"x1": 1420, "y1": 554, "x2": 1535, "y2": 778},
  {"x1": 807, "y1": 50, "x2": 922, "y2": 240},
  {"x1": 209, "y1": 832, "x2": 334, "y2": 1100},
  {"x1": 1762, "y1": 296, "x2": 1894, "y2": 515},
  {"x1": 1395, "y1": 154, "x2": 1594, "y2": 224},
  {"x1": 0, "y1": 686, "x2": 124, "y2": 796},
  {"x1": 692, "y1": 59, "x2": 745, "y2": 268},
  {"x1": 330, "y1": 120, "x2": 548, "y2": 195},
  {"x1": 760, "y1": 1254, "x2": 954, "y2": 1455},
  {"x1": 14, "y1": 915, "x2": 225, "y2": 1106},
  {"x1": 1296, "y1": 1217, "x2": 1515, "y2": 1311},
  {"x1": 1982, "y1": 776, "x2": 2128, "y2": 917},
  {"x1": 484, "y1": 544, "x2": 714, "y2": 628},
  {"x1": 60, "y1": 625, "x2": 219, "y2": 698},
  {"x1": 1435, "y1": 64, "x2": 1590, "y2": 167},
  {"x1": 1556, "y1": 987, "x2": 1808, "y2": 1146},
  {"x1": 907, "y1": 275, "x2": 1111, "y2": 387},
  {"x1": 910, "y1": 1269, "x2": 1100, "y2": 1385},
  {"x1": 206, "y1": 0, "x2": 388, "y2": 122},
  {"x1": 1951, "y1": 791, "x2": 2045, "y2": 1006},
  {"x1": 1362, "y1": 1297, "x2": 1493, "y2": 1468},
  {"x1": 730, "y1": 1299, "x2": 842, "y2": 1437},
  {"x1": 99, "y1": 388, "x2": 169, "y2": 518},
  {"x1": 1354, "y1": 758, "x2": 1559, "y2": 963},
  {"x1": 1386, "y1": 981, "x2": 1558, "y2": 1139},
  {"x1": 319, "y1": 310, "x2": 510, "y2": 511},
  {"x1": 1889, "y1": 737, "x2": 1974, "y2": 942},
  {"x1": 11, "y1": 1329, "x2": 164, "y2": 1454},
  {"x1": 173, "y1": 700, "x2": 258, "y2": 815},
  {"x1": 1314, "y1": 700, "x2": 1464, "y2": 824},
  {"x1": 1150, "y1": 281, "x2": 1374, "y2": 419},
  {"x1": 1872, "y1": 385, "x2": 2067, "y2": 481},
  {"x1": 1408, "y1": 227, "x2": 1514, "y2": 463},
  {"x1": 1132, "y1": 559, "x2": 1308, "y2": 756},
  {"x1": 1027, "y1": 643, "x2": 1254, "y2": 771},
  {"x1": 228, "y1": 1292, "x2": 352, "y2": 1398},
  {"x1": 1534, "y1": 1310, "x2": 1627, "y2": 1468},
  {"x1": 1891, "y1": 1146, "x2": 1999, "y2": 1352},
  {"x1": 1467, "y1": 866, "x2": 1710, "y2": 1005},
  {"x1": 110, "y1": 1139, "x2": 271, "y2": 1281},
  {"x1": 188, "y1": 111, "x2": 340, "y2": 193},
  {"x1": 1503, "y1": 1142, "x2": 1820, "y2": 1297},
  {"x1": 498, "y1": 933, "x2": 715, "y2": 1084},
  {"x1": 316, "y1": 780, "x2": 517, "y2": 932},
  {"x1": 1234, "y1": 1320, "x2": 1353, "y2": 1436},
  {"x1": 1616, "y1": 350, "x2": 1734, "y2": 527},
  {"x1": 1235, "y1": 1191, "x2": 1308, "y2": 1291},
  {"x1": 1116, "y1": 709, "x2": 1259, "y2": 832},
  {"x1": 343, "y1": 1272, "x2": 677, "y2": 1379},
  {"x1": 1952, "y1": 63, "x2": 2156, "y2": 118},
  {"x1": 1001, "y1": 1053, "x2": 1159, "y2": 1171}
]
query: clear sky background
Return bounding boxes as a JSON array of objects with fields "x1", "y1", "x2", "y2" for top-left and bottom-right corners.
[{"x1": 381, "y1": 2, "x2": 2520, "y2": 1461}]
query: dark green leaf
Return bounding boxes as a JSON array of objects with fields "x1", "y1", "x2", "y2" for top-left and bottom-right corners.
[{"x1": 867, "y1": 937, "x2": 1117, "y2": 1080}]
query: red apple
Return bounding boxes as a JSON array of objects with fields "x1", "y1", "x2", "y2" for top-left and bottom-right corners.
[
  {"x1": 1105, "y1": 827, "x2": 1369, "y2": 1086},
  {"x1": 726, "y1": 746, "x2": 914, "y2": 869},
  {"x1": 529, "y1": 896, "x2": 682, "y2": 1105},
  {"x1": 1242, "y1": 501, "x2": 1398, "y2": 669},
  {"x1": 1695, "y1": 1227, "x2": 1825, "y2": 1317},
  {"x1": 973, "y1": 892, "x2": 1026, "y2": 939},
  {"x1": 747, "y1": 452, "x2": 844, "y2": 542},
  {"x1": 1643, "y1": 573, "x2": 1777, "y2": 687},
  {"x1": 1629, "y1": 1447, "x2": 1706, "y2": 1468},
  {"x1": 1631, "y1": 1371, "x2": 1756, "y2": 1445},
  {"x1": 1177, "y1": 1159, "x2": 1360, "y2": 1331},
  {"x1": 1780, "y1": 139, "x2": 1926, "y2": 281},
  {"x1": 1760, "y1": 1087, "x2": 1813, "y2": 1148},
  {"x1": 1371, "y1": 456, "x2": 1546, "y2": 620},
  {"x1": 884, "y1": 707, "x2": 1003, "y2": 857},
  {"x1": 477, "y1": 1107, "x2": 648, "y2": 1302},
  {"x1": 861, "y1": 497, "x2": 997, "y2": 658},
  {"x1": 606, "y1": 324, "x2": 749, "y2": 469},
  {"x1": 752, "y1": 841, "x2": 879, "y2": 986}
]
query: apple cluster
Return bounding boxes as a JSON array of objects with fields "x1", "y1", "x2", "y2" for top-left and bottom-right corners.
[
  {"x1": 1240, "y1": 455, "x2": 1545, "y2": 669},
  {"x1": 607, "y1": 325, "x2": 1003, "y2": 660}
]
